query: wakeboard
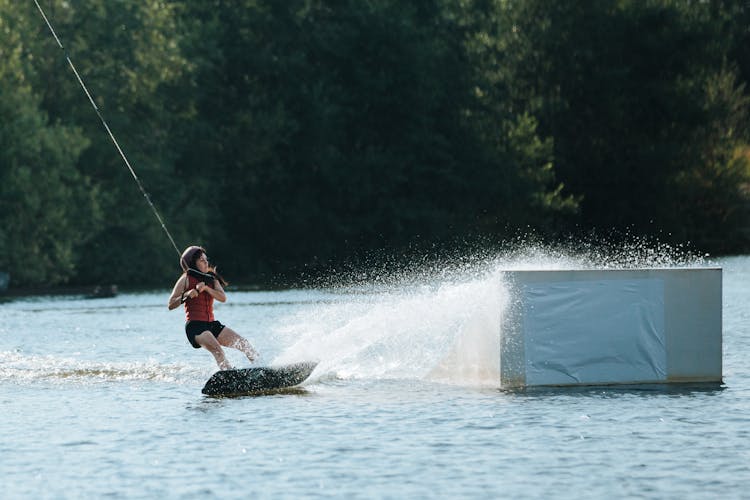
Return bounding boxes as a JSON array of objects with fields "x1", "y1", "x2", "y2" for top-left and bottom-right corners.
[{"x1": 201, "y1": 361, "x2": 318, "y2": 396}]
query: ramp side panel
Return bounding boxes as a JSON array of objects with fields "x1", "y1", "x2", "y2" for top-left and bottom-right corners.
[{"x1": 501, "y1": 269, "x2": 722, "y2": 388}]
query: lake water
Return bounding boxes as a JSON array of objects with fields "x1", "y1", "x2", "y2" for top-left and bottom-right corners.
[{"x1": 2, "y1": 252, "x2": 749, "y2": 498}]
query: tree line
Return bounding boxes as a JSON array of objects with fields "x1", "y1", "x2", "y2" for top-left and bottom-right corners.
[{"x1": 1, "y1": 0, "x2": 748, "y2": 288}]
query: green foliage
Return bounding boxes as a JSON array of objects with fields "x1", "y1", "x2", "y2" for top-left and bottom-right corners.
[
  {"x1": 1, "y1": 0, "x2": 749, "y2": 288},
  {"x1": 181, "y1": 0, "x2": 574, "y2": 280},
  {"x1": 673, "y1": 70, "x2": 750, "y2": 251},
  {"x1": 0, "y1": 2, "x2": 94, "y2": 285},
  {"x1": 491, "y1": 0, "x2": 750, "y2": 250},
  {"x1": 24, "y1": 0, "x2": 198, "y2": 284}
]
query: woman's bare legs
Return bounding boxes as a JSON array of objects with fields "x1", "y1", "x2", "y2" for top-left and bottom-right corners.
[
  {"x1": 217, "y1": 327, "x2": 258, "y2": 363},
  {"x1": 194, "y1": 331, "x2": 232, "y2": 370}
]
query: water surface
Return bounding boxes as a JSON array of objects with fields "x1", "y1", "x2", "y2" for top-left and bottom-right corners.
[{"x1": 2, "y1": 255, "x2": 749, "y2": 498}]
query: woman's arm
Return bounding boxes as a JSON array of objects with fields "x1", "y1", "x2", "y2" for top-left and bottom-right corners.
[
  {"x1": 197, "y1": 279, "x2": 227, "y2": 303},
  {"x1": 168, "y1": 274, "x2": 194, "y2": 310}
]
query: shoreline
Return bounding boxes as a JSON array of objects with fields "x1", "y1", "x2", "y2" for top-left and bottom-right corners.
[{"x1": 0, "y1": 282, "x2": 276, "y2": 299}]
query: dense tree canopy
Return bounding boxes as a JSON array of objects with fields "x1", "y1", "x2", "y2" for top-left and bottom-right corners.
[{"x1": 1, "y1": 0, "x2": 748, "y2": 288}]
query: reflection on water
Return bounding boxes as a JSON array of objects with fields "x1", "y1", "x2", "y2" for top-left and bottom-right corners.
[{"x1": 504, "y1": 382, "x2": 727, "y2": 398}]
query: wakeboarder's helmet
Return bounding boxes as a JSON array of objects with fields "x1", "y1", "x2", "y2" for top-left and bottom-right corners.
[{"x1": 180, "y1": 245, "x2": 204, "y2": 271}]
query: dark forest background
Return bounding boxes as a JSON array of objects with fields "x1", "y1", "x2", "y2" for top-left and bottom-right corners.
[{"x1": 1, "y1": 0, "x2": 749, "y2": 288}]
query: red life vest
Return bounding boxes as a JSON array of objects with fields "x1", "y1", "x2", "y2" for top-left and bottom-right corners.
[{"x1": 184, "y1": 274, "x2": 214, "y2": 322}]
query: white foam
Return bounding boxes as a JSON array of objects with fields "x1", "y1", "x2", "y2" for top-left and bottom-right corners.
[
  {"x1": 0, "y1": 350, "x2": 206, "y2": 386},
  {"x1": 273, "y1": 266, "x2": 509, "y2": 386},
  {"x1": 272, "y1": 244, "x2": 707, "y2": 387}
]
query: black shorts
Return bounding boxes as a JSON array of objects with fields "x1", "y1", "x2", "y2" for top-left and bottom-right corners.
[{"x1": 185, "y1": 320, "x2": 226, "y2": 349}]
